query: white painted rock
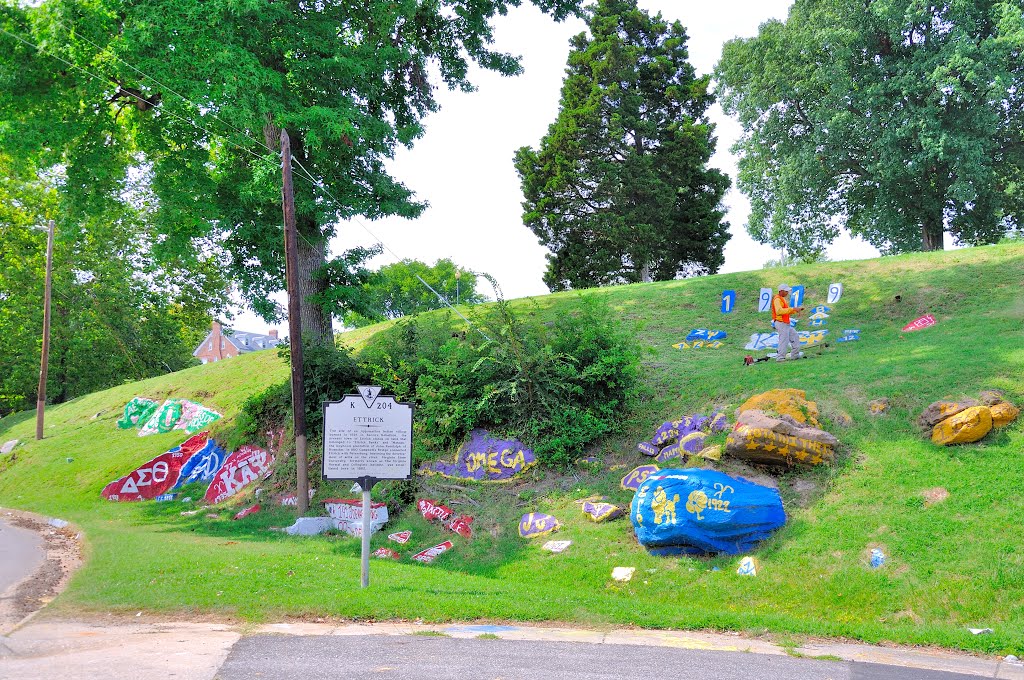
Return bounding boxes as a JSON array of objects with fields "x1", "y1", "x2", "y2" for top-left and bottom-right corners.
[{"x1": 0, "y1": 440, "x2": 18, "y2": 455}]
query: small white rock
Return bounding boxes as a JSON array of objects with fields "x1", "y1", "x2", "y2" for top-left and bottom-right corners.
[{"x1": 611, "y1": 567, "x2": 635, "y2": 582}]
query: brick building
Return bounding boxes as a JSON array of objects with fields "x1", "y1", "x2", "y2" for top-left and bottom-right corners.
[{"x1": 193, "y1": 321, "x2": 281, "y2": 364}]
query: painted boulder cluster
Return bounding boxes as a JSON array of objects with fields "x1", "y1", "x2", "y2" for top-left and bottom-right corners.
[
  {"x1": 117, "y1": 397, "x2": 221, "y2": 437},
  {"x1": 631, "y1": 469, "x2": 786, "y2": 555},
  {"x1": 102, "y1": 432, "x2": 273, "y2": 504},
  {"x1": 726, "y1": 410, "x2": 839, "y2": 467},
  {"x1": 637, "y1": 412, "x2": 728, "y2": 467},
  {"x1": 421, "y1": 429, "x2": 537, "y2": 482},
  {"x1": 673, "y1": 329, "x2": 727, "y2": 350},
  {"x1": 920, "y1": 393, "x2": 1019, "y2": 446}
]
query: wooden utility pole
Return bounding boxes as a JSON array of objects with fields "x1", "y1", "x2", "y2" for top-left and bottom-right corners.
[
  {"x1": 35, "y1": 219, "x2": 55, "y2": 440},
  {"x1": 280, "y1": 130, "x2": 310, "y2": 514}
]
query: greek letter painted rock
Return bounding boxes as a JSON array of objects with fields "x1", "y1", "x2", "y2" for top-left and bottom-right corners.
[
  {"x1": 518, "y1": 512, "x2": 561, "y2": 538},
  {"x1": 621, "y1": 464, "x2": 660, "y2": 491},
  {"x1": 388, "y1": 530, "x2": 412, "y2": 544},
  {"x1": 203, "y1": 445, "x2": 275, "y2": 504},
  {"x1": 172, "y1": 434, "x2": 228, "y2": 489},
  {"x1": 117, "y1": 397, "x2": 159, "y2": 429},
  {"x1": 725, "y1": 410, "x2": 838, "y2": 467},
  {"x1": 446, "y1": 515, "x2": 474, "y2": 539},
  {"x1": 631, "y1": 469, "x2": 786, "y2": 555},
  {"x1": 101, "y1": 434, "x2": 213, "y2": 501},
  {"x1": 417, "y1": 499, "x2": 453, "y2": 522},
  {"x1": 324, "y1": 499, "x2": 390, "y2": 536},
  {"x1": 421, "y1": 429, "x2": 536, "y2": 482},
  {"x1": 582, "y1": 501, "x2": 623, "y2": 522},
  {"x1": 931, "y1": 406, "x2": 993, "y2": 445}
]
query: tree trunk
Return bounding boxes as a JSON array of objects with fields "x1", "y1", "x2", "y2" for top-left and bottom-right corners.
[
  {"x1": 295, "y1": 213, "x2": 334, "y2": 345},
  {"x1": 265, "y1": 120, "x2": 334, "y2": 345},
  {"x1": 639, "y1": 264, "x2": 652, "y2": 283},
  {"x1": 921, "y1": 219, "x2": 944, "y2": 251}
]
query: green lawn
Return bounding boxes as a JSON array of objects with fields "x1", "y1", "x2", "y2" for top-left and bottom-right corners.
[{"x1": 1, "y1": 243, "x2": 1022, "y2": 655}]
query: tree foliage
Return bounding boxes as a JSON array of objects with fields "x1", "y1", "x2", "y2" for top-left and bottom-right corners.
[
  {"x1": 514, "y1": 0, "x2": 730, "y2": 291},
  {"x1": 715, "y1": 0, "x2": 1024, "y2": 256},
  {"x1": 0, "y1": 156, "x2": 216, "y2": 416},
  {"x1": 343, "y1": 258, "x2": 487, "y2": 328},
  {"x1": 0, "y1": 0, "x2": 582, "y2": 344}
]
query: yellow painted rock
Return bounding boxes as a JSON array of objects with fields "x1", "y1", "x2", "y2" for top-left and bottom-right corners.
[
  {"x1": 737, "y1": 389, "x2": 820, "y2": 426},
  {"x1": 990, "y1": 402, "x2": 1020, "y2": 428},
  {"x1": 918, "y1": 399, "x2": 979, "y2": 428},
  {"x1": 931, "y1": 406, "x2": 993, "y2": 445}
]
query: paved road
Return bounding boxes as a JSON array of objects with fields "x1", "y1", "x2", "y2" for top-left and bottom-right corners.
[
  {"x1": 215, "y1": 635, "x2": 990, "y2": 680},
  {"x1": 0, "y1": 519, "x2": 43, "y2": 595}
]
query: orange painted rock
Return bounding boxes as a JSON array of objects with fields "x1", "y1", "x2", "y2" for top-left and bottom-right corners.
[
  {"x1": 918, "y1": 399, "x2": 979, "y2": 429},
  {"x1": 868, "y1": 398, "x2": 890, "y2": 415},
  {"x1": 931, "y1": 406, "x2": 993, "y2": 445},
  {"x1": 737, "y1": 389, "x2": 820, "y2": 426},
  {"x1": 990, "y1": 402, "x2": 1020, "y2": 428}
]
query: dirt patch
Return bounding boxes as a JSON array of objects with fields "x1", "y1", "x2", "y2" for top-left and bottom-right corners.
[
  {"x1": 0, "y1": 510, "x2": 84, "y2": 632},
  {"x1": 922, "y1": 487, "x2": 949, "y2": 506}
]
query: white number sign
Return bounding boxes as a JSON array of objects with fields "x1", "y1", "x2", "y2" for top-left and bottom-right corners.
[
  {"x1": 758, "y1": 288, "x2": 772, "y2": 312},
  {"x1": 827, "y1": 283, "x2": 843, "y2": 304}
]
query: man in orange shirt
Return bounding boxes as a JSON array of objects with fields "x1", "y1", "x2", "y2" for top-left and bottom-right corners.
[{"x1": 771, "y1": 285, "x2": 804, "y2": 361}]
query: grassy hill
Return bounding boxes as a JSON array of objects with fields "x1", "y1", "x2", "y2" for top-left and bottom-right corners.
[{"x1": 1, "y1": 243, "x2": 1022, "y2": 654}]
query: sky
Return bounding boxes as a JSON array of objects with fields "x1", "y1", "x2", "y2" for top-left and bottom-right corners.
[{"x1": 232, "y1": 0, "x2": 882, "y2": 333}]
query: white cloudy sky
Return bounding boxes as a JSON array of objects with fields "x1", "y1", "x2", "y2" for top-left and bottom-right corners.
[{"x1": 234, "y1": 0, "x2": 882, "y2": 331}]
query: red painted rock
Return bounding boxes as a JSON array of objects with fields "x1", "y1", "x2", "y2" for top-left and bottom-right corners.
[
  {"x1": 445, "y1": 515, "x2": 474, "y2": 539},
  {"x1": 324, "y1": 499, "x2": 389, "y2": 536},
  {"x1": 417, "y1": 499, "x2": 453, "y2": 522},
  {"x1": 101, "y1": 435, "x2": 211, "y2": 501},
  {"x1": 372, "y1": 548, "x2": 401, "y2": 560},
  {"x1": 233, "y1": 504, "x2": 260, "y2": 520},
  {"x1": 203, "y1": 445, "x2": 275, "y2": 505},
  {"x1": 902, "y1": 314, "x2": 936, "y2": 332},
  {"x1": 412, "y1": 540, "x2": 453, "y2": 563}
]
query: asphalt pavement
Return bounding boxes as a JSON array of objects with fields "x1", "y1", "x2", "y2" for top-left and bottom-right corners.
[
  {"x1": 214, "y1": 635, "x2": 994, "y2": 680},
  {"x1": 0, "y1": 519, "x2": 43, "y2": 595}
]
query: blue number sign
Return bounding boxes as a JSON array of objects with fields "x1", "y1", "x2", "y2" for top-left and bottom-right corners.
[
  {"x1": 758, "y1": 288, "x2": 772, "y2": 312},
  {"x1": 790, "y1": 285, "x2": 805, "y2": 308},
  {"x1": 827, "y1": 283, "x2": 843, "y2": 304},
  {"x1": 721, "y1": 290, "x2": 736, "y2": 314}
]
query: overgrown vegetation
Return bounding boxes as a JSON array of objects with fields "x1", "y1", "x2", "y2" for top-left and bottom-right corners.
[{"x1": 239, "y1": 296, "x2": 642, "y2": 471}]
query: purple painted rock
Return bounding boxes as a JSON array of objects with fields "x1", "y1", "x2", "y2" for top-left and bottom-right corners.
[
  {"x1": 638, "y1": 442, "x2": 659, "y2": 457},
  {"x1": 652, "y1": 421, "x2": 680, "y2": 446},
  {"x1": 678, "y1": 431, "x2": 707, "y2": 455},
  {"x1": 423, "y1": 429, "x2": 536, "y2": 482},
  {"x1": 689, "y1": 414, "x2": 709, "y2": 432},
  {"x1": 519, "y1": 512, "x2": 561, "y2": 538},
  {"x1": 582, "y1": 501, "x2": 623, "y2": 522},
  {"x1": 706, "y1": 412, "x2": 728, "y2": 433},
  {"x1": 655, "y1": 445, "x2": 681, "y2": 464},
  {"x1": 621, "y1": 464, "x2": 660, "y2": 491}
]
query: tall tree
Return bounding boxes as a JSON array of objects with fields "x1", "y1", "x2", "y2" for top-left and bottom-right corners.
[
  {"x1": 715, "y1": 0, "x2": 1024, "y2": 256},
  {"x1": 343, "y1": 258, "x2": 487, "y2": 328},
  {"x1": 514, "y1": 0, "x2": 730, "y2": 291},
  {"x1": 0, "y1": 155, "x2": 218, "y2": 416},
  {"x1": 0, "y1": 0, "x2": 581, "y2": 345}
]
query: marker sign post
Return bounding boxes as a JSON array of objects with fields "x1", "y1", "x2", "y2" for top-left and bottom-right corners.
[{"x1": 323, "y1": 386, "x2": 412, "y2": 588}]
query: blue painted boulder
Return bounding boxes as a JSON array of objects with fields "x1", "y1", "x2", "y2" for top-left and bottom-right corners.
[{"x1": 631, "y1": 469, "x2": 786, "y2": 555}]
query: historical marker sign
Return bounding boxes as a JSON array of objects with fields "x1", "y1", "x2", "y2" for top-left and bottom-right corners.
[{"x1": 322, "y1": 386, "x2": 413, "y2": 485}]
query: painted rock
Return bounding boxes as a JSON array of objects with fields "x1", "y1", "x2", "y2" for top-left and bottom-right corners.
[
  {"x1": 137, "y1": 399, "x2": 184, "y2": 436},
  {"x1": 706, "y1": 412, "x2": 728, "y2": 433},
  {"x1": 631, "y1": 469, "x2": 786, "y2": 555},
  {"x1": 283, "y1": 517, "x2": 334, "y2": 536},
  {"x1": 931, "y1": 406, "x2": 993, "y2": 446},
  {"x1": 446, "y1": 515, "x2": 474, "y2": 539},
  {"x1": 518, "y1": 512, "x2": 561, "y2": 538},
  {"x1": 233, "y1": 504, "x2": 260, "y2": 520},
  {"x1": 0, "y1": 439, "x2": 17, "y2": 455},
  {"x1": 172, "y1": 434, "x2": 228, "y2": 489},
  {"x1": 116, "y1": 397, "x2": 159, "y2": 429},
  {"x1": 902, "y1": 314, "x2": 936, "y2": 332},
  {"x1": 652, "y1": 421, "x2": 681, "y2": 446},
  {"x1": 542, "y1": 540, "x2": 572, "y2": 553},
  {"x1": 725, "y1": 410, "x2": 838, "y2": 467},
  {"x1": 621, "y1": 464, "x2": 660, "y2": 491},
  {"x1": 990, "y1": 402, "x2": 1020, "y2": 428},
  {"x1": 388, "y1": 530, "x2": 412, "y2": 544},
  {"x1": 638, "y1": 442, "x2": 659, "y2": 457},
  {"x1": 678, "y1": 431, "x2": 707, "y2": 455},
  {"x1": 417, "y1": 499, "x2": 453, "y2": 522},
  {"x1": 737, "y1": 389, "x2": 820, "y2": 426},
  {"x1": 412, "y1": 541, "x2": 453, "y2": 563},
  {"x1": 324, "y1": 499, "x2": 389, "y2": 536},
  {"x1": 582, "y1": 501, "x2": 623, "y2": 522},
  {"x1": 373, "y1": 548, "x2": 401, "y2": 560},
  {"x1": 696, "y1": 445, "x2": 722, "y2": 461},
  {"x1": 203, "y1": 445, "x2": 275, "y2": 505},
  {"x1": 868, "y1": 398, "x2": 890, "y2": 415},
  {"x1": 654, "y1": 445, "x2": 681, "y2": 464},
  {"x1": 421, "y1": 429, "x2": 536, "y2": 482},
  {"x1": 979, "y1": 390, "x2": 1005, "y2": 406},
  {"x1": 102, "y1": 442, "x2": 198, "y2": 501},
  {"x1": 918, "y1": 399, "x2": 979, "y2": 428}
]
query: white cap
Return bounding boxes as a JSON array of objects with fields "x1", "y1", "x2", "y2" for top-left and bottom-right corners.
[{"x1": 778, "y1": 284, "x2": 791, "y2": 292}]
